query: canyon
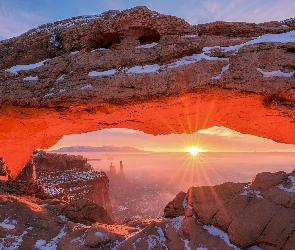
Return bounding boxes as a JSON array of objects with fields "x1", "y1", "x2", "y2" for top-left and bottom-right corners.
[{"x1": 1, "y1": 5, "x2": 295, "y2": 249}]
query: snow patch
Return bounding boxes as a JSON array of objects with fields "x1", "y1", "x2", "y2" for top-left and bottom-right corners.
[
  {"x1": 118, "y1": 206, "x2": 128, "y2": 211},
  {"x1": 35, "y1": 225, "x2": 66, "y2": 249},
  {"x1": 70, "y1": 51, "x2": 79, "y2": 55},
  {"x1": 56, "y1": 74, "x2": 65, "y2": 81},
  {"x1": 203, "y1": 225, "x2": 240, "y2": 250},
  {"x1": 166, "y1": 54, "x2": 228, "y2": 69},
  {"x1": 0, "y1": 218, "x2": 17, "y2": 230},
  {"x1": 136, "y1": 42, "x2": 157, "y2": 49},
  {"x1": 197, "y1": 247, "x2": 208, "y2": 250},
  {"x1": 88, "y1": 69, "x2": 117, "y2": 77},
  {"x1": 0, "y1": 230, "x2": 28, "y2": 249},
  {"x1": 146, "y1": 226, "x2": 168, "y2": 250},
  {"x1": 6, "y1": 60, "x2": 48, "y2": 74},
  {"x1": 23, "y1": 76, "x2": 39, "y2": 81},
  {"x1": 240, "y1": 189, "x2": 263, "y2": 199},
  {"x1": 277, "y1": 176, "x2": 295, "y2": 192},
  {"x1": 43, "y1": 93, "x2": 54, "y2": 99},
  {"x1": 126, "y1": 64, "x2": 161, "y2": 74},
  {"x1": 211, "y1": 64, "x2": 230, "y2": 80},
  {"x1": 183, "y1": 197, "x2": 188, "y2": 208},
  {"x1": 171, "y1": 216, "x2": 184, "y2": 231},
  {"x1": 58, "y1": 215, "x2": 68, "y2": 222},
  {"x1": 81, "y1": 84, "x2": 92, "y2": 90},
  {"x1": 181, "y1": 34, "x2": 198, "y2": 38},
  {"x1": 59, "y1": 89, "x2": 66, "y2": 93},
  {"x1": 182, "y1": 238, "x2": 191, "y2": 250},
  {"x1": 91, "y1": 48, "x2": 109, "y2": 52},
  {"x1": 202, "y1": 30, "x2": 295, "y2": 55},
  {"x1": 248, "y1": 245, "x2": 263, "y2": 250},
  {"x1": 257, "y1": 68, "x2": 295, "y2": 78}
]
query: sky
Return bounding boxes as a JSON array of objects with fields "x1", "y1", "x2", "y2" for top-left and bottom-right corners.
[
  {"x1": 49, "y1": 127, "x2": 295, "y2": 152},
  {"x1": 1, "y1": 0, "x2": 295, "y2": 40}
]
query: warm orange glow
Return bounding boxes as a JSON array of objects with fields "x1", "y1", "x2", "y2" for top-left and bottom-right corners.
[{"x1": 185, "y1": 147, "x2": 203, "y2": 156}]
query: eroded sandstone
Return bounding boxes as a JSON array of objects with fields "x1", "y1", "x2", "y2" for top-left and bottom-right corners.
[{"x1": 0, "y1": 7, "x2": 295, "y2": 177}]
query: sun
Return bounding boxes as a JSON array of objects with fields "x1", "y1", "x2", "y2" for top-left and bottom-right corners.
[{"x1": 185, "y1": 147, "x2": 203, "y2": 156}]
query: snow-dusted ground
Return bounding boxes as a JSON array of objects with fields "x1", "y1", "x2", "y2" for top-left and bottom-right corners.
[
  {"x1": 136, "y1": 42, "x2": 158, "y2": 49},
  {"x1": 23, "y1": 76, "x2": 39, "y2": 81},
  {"x1": 240, "y1": 188, "x2": 263, "y2": 198},
  {"x1": 37, "y1": 169, "x2": 106, "y2": 198},
  {"x1": 81, "y1": 84, "x2": 93, "y2": 90},
  {"x1": 6, "y1": 60, "x2": 48, "y2": 74},
  {"x1": 257, "y1": 68, "x2": 295, "y2": 78},
  {"x1": 277, "y1": 176, "x2": 295, "y2": 192},
  {"x1": 88, "y1": 69, "x2": 117, "y2": 77}
]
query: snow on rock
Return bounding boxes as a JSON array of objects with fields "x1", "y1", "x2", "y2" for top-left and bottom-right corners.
[
  {"x1": 166, "y1": 54, "x2": 228, "y2": 69},
  {"x1": 182, "y1": 238, "x2": 192, "y2": 250},
  {"x1": 257, "y1": 68, "x2": 295, "y2": 78},
  {"x1": 239, "y1": 189, "x2": 263, "y2": 199},
  {"x1": 0, "y1": 218, "x2": 17, "y2": 230},
  {"x1": 34, "y1": 225, "x2": 66, "y2": 250},
  {"x1": 126, "y1": 64, "x2": 160, "y2": 74},
  {"x1": 136, "y1": 42, "x2": 157, "y2": 48},
  {"x1": 181, "y1": 34, "x2": 198, "y2": 38},
  {"x1": 182, "y1": 197, "x2": 188, "y2": 208},
  {"x1": 56, "y1": 74, "x2": 65, "y2": 81},
  {"x1": 211, "y1": 64, "x2": 230, "y2": 80},
  {"x1": 58, "y1": 215, "x2": 69, "y2": 222},
  {"x1": 203, "y1": 30, "x2": 295, "y2": 55},
  {"x1": 277, "y1": 176, "x2": 295, "y2": 192},
  {"x1": 81, "y1": 84, "x2": 93, "y2": 90},
  {"x1": 146, "y1": 226, "x2": 168, "y2": 250},
  {"x1": 59, "y1": 89, "x2": 66, "y2": 93},
  {"x1": 6, "y1": 60, "x2": 48, "y2": 74},
  {"x1": 164, "y1": 216, "x2": 184, "y2": 231},
  {"x1": 0, "y1": 230, "x2": 28, "y2": 249},
  {"x1": 203, "y1": 225, "x2": 240, "y2": 250},
  {"x1": 23, "y1": 76, "x2": 38, "y2": 81},
  {"x1": 43, "y1": 93, "x2": 54, "y2": 99},
  {"x1": 197, "y1": 247, "x2": 208, "y2": 250},
  {"x1": 88, "y1": 69, "x2": 117, "y2": 77},
  {"x1": 70, "y1": 51, "x2": 79, "y2": 55},
  {"x1": 247, "y1": 245, "x2": 263, "y2": 250},
  {"x1": 91, "y1": 48, "x2": 109, "y2": 52}
]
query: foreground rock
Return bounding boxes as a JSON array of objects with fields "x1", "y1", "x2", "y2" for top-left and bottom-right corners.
[
  {"x1": 1, "y1": 7, "x2": 295, "y2": 177},
  {"x1": 160, "y1": 170, "x2": 295, "y2": 249},
  {"x1": 16, "y1": 151, "x2": 113, "y2": 213},
  {"x1": 0, "y1": 192, "x2": 135, "y2": 249},
  {"x1": 1, "y1": 169, "x2": 295, "y2": 249}
]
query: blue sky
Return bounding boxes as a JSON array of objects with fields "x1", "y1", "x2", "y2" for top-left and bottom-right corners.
[{"x1": 1, "y1": 0, "x2": 295, "y2": 40}]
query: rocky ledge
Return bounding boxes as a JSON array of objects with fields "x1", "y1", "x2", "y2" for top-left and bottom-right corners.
[
  {"x1": 1, "y1": 169, "x2": 295, "y2": 249},
  {"x1": 1, "y1": 7, "x2": 295, "y2": 177}
]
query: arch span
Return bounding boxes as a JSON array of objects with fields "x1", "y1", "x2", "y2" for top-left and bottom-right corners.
[{"x1": 1, "y1": 91, "x2": 295, "y2": 178}]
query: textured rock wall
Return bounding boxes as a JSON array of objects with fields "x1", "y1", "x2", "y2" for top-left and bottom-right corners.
[{"x1": 29, "y1": 151, "x2": 112, "y2": 213}]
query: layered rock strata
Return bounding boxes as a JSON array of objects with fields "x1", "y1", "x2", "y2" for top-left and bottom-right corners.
[
  {"x1": 30, "y1": 151, "x2": 112, "y2": 212},
  {"x1": 0, "y1": 7, "x2": 295, "y2": 177}
]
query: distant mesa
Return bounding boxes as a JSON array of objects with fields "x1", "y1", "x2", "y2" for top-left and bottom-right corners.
[{"x1": 50, "y1": 145, "x2": 144, "y2": 153}]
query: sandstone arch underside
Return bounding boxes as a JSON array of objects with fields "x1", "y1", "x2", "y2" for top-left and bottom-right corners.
[{"x1": 1, "y1": 6, "x2": 295, "y2": 177}]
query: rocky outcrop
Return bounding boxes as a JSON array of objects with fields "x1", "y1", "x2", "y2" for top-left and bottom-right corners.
[
  {"x1": 33, "y1": 151, "x2": 92, "y2": 172},
  {"x1": 160, "y1": 170, "x2": 295, "y2": 249},
  {"x1": 1, "y1": 169, "x2": 295, "y2": 249},
  {"x1": 0, "y1": 7, "x2": 295, "y2": 177},
  {"x1": 32, "y1": 151, "x2": 112, "y2": 212}
]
